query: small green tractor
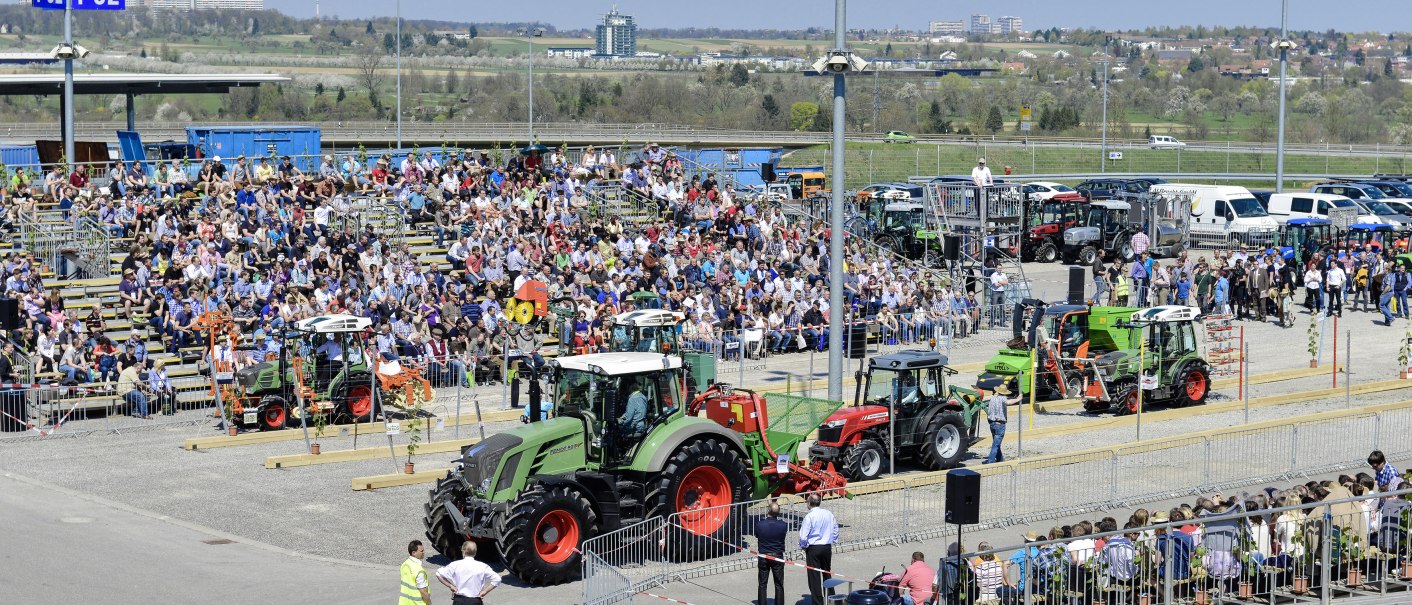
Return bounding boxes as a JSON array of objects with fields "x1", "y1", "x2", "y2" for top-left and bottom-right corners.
[
  {"x1": 977, "y1": 302, "x2": 1140, "y2": 401},
  {"x1": 1081, "y1": 305, "x2": 1212, "y2": 414},
  {"x1": 424, "y1": 352, "x2": 847, "y2": 586},
  {"x1": 807, "y1": 350, "x2": 986, "y2": 482},
  {"x1": 227, "y1": 314, "x2": 379, "y2": 431}
]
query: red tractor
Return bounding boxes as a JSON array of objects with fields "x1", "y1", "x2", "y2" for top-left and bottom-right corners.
[
  {"x1": 1021, "y1": 192, "x2": 1089, "y2": 263},
  {"x1": 808, "y1": 351, "x2": 986, "y2": 482}
]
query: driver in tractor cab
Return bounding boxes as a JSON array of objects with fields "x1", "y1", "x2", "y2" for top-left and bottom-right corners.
[
  {"x1": 637, "y1": 326, "x2": 660, "y2": 353},
  {"x1": 1062, "y1": 320, "x2": 1084, "y2": 350},
  {"x1": 894, "y1": 372, "x2": 921, "y2": 408},
  {"x1": 616, "y1": 378, "x2": 649, "y2": 442}
]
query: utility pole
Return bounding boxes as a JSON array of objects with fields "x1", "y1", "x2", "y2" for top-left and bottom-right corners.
[
  {"x1": 1274, "y1": 0, "x2": 1292, "y2": 192},
  {"x1": 62, "y1": 0, "x2": 74, "y2": 168},
  {"x1": 395, "y1": 0, "x2": 402, "y2": 149},
  {"x1": 1099, "y1": 59, "x2": 1110, "y2": 173},
  {"x1": 827, "y1": 0, "x2": 847, "y2": 402},
  {"x1": 873, "y1": 68, "x2": 880, "y2": 133}
]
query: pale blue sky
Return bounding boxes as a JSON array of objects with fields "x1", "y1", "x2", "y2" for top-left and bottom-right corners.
[{"x1": 279, "y1": 0, "x2": 1401, "y2": 33}]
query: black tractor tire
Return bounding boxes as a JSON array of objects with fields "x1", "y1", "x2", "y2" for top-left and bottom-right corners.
[
  {"x1": 1078, "y1": 246, "x2": 1099, "y2": 266},
  {"x1": 1178, "y1": 364, "x2": 1211, "y2": 407},
  {"x1": 1112, "y1": 384, "x2": 1142, "y2": 416},
  {"x1": 1036, "y1": 242, "x2": 1059, "y2": 264},
  {"x1": 499, "y1": 483, "x2": 599, "y2": 586},
  {"x1": 917, "y1": 411, "x2": 969, "y2": 471},
  {"x1": 647, "y1": 438, "x2": 751, "y2": 562},
  {"x1": 1118, "y1": 241, "x2": 1135, "y2": 262},
  {"x1": 332, "y1": 372, "x2": 377, "y2": 424},
  {"x1": 256, "y1": 395, "x2": 288, "y2": 431},
  {"x1": 841, "y1": 438, "x2": 887, "y2": 482},
  {"x1": 423, "y1": 475, "x2": 468, "y2": 560}
]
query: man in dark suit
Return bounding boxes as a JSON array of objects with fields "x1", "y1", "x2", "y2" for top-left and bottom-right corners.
[{"x1": 755, "y1": 501, "x2": 788, "y2": 605}]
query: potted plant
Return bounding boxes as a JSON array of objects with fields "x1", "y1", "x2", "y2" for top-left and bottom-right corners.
[
  {"x1": 223, "y1": 398, "x2": 237, "y2": 436},
  {"x1": 1190, "y1": 546, "x2": 1211, "y2": 605},
  {"x1": 404, "y1": 395, "x2": 426, "y2": 474},
  {"x1": 1292, "y1": 529, "x2": 1314, "y2": 594},
  {"x1": 1307, "y1": 316, "x2": 1320, "y2": 368},
  {"x1": 1398, "y1": 323, "x2": 1410, "y2": 379},
  {"x1": 1085, "y1": 553, "x2": 1111, "y2": 605},
  {"x1": 1340, "y1": 527, "x2": 1365, "y2": 586},
  {"x1": 1237, "y1": 548, "x2": 1257, "y2": 598},
  {"x1": 310, "y1": 403, "x2": 327, "y2": 455}
]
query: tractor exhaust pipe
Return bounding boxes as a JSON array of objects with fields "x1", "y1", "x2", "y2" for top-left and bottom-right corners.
[{"x1": 527, "y1": 372, "x2": 542, "y2": 423}]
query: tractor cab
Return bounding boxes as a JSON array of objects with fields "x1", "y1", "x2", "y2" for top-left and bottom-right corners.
[
  {"x1": 1084, "y1": 305, "x2": 1209, "y2": 415},
  {"x1": 1021, "y1": 196, "x2": 1089, "y2": 263},
  {"x1": 1062, "y1": 200, "x2": 1136, "y2": 265},
  {"x1": 1341, "y1": 223, "x2": 1395, "y2": 253},
  {"x1": 551, "y1": 353, "x2": 686, "y2": 466},
  {"x1": 876, "y1": 202, "x2": 939, "y2": 261},
  {"x1": 882, "y1": 202, "x2": 926, "y2": 234},
  {"x1": 1278, "y1": 218, "x2": 1333, "y2": 263},
  {"x1": 857, "y1": 351, "x2": 952, "y2": 415},
  {"x1": 610, "y1": 309, "x2": 685, "y2": 355}
]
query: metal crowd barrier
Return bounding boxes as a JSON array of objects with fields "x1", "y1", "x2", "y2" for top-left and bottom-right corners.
[
  {"x1": 582, "y1": 404, "x2": 1412, "y2": 604},
  {"x1": 0, "y1": 375, "x2": 222, "y2": 443}
]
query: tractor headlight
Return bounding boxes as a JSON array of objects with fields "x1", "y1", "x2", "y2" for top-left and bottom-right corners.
[
  {"x1": 826, "y1": 419, "x2": 847, "y2": 428},
  {"x1": 480, "y1": 478, "x2": 493, "y2": 493}
]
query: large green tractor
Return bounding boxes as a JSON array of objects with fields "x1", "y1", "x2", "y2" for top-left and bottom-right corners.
[
  {"x1": 1081, "y1": 305, "x2": 1212, "y2": 414},
  {"x1": 424, "y1": 352, "x2": 845, "y2": 586},
  {"x1": 977, "y1": 302, "x2": 1139, "y2": 401}
]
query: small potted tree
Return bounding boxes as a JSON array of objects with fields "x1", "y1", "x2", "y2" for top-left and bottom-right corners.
[
  {"x1": 223, "y1": 399, "x2": 238, "y2": 436},
  {"x1": 1190, "y1": 546, "x2": 1212, "y2": 605},
  {"x1": 1237, "y1": 548, "x2": 1257, "y2": 598},
  {"x1": 1341, "y1": 528, "x2": 1365, "y2": 586},
  {"x1": 403, "y1": 394, "x2": 426, "y2": 474},
  {"x1": 310, "y1": 405, "x2": 327, "y2": 455},
  {"x1": 1292, "y1": 530, "x2": 1314, "y2": 594},
  {"x1": 1398, "y1": 323, "x2": 1410, "y2": 379},
  {"x1": 1307, "y1": 316, "x2": 1320, "y2": 368}
]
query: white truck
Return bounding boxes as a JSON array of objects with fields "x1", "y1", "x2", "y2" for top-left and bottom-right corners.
[{"x1": 1150, "y1": 183, "x2": 1279, "y2": 248}]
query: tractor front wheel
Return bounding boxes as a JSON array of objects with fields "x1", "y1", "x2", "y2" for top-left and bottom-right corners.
[
  {"x1": 1036, "y1": 242, "x2": 1058, "y2": 264},
  {"x1": 1078, "y1": 246, "x2": 1098, "y2": 266},
  {"x1": 1113, "y1": 385, "x2": 1142, "y2": 416},
  {"x1": 841, "y1": 438, "x2": 886, "y2": 482},
  {"x1": 917, "y1": 412, "x2": 969, "y2": 471},
  {"x1": 649, "y1": 438, "x2": 750, "y2": 562},
  {"x1": 499, "y1": 483, "x2": 598, "y2": 586},
  {"x1": 334, "y1": 373, "x2": 377, "y2": 423},
  {"x1": 256, "y1": 396, "x2": 288, "y2": 431},
  {"x1": 423, "y1": 475, "x2": 468, "y2": 560}
]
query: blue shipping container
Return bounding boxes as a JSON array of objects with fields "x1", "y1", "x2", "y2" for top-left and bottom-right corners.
[
  {"x1": 186, "y1": 126, "x2": 322, "y2": 173},
  {"x1": 676, "y1": 147, "x2": 783, "y2": 187},
  {"x1": 0, "y1": 144, "x2": 41, "y2": 172}
]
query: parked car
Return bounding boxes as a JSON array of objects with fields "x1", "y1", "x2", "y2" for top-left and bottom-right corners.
[
  {"x1": 883, "y1": 130, "x2": 916, "y2": 144},
  {"x1": 1148, "y1": 135, "x2": 1186, "y2": 149},
  {"x1": 1021, "y1": 181, "x2": 1079, "y2": 201},
  {"x1": 1311, "y1": 182, "x2": 1411, "y2": 227}
]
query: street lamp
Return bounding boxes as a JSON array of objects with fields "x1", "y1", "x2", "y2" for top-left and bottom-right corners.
[
  {"x1": 523, "y1": 27, "x2": 545, "y2": 144},
  {"x1": 1273, "y1": 0, "x2": 1295, "y2": 193}
]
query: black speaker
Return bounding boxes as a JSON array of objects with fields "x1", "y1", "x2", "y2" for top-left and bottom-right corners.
[
  {"x1": 0, "y1": 298, "x2": 18, "y2": 330},
  {"x1": 760, "y1": 162, "x2": 777, "y2": 184},
  {"x1": 845, "y1": 323, "x2": 867, "y2": 358},
  {"x1": 943, "y1": 234, "x2": 962, "y2": 262},
  {"x1": 944, "y1": 469, "x2": 981, "y2": 525},
  {"x1": 1068, "y1": 266, "x2": 1087, "y2": 305}
]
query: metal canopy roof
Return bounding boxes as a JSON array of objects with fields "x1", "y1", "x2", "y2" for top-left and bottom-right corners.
[{"x1": 0, "y1": 73, "x2": 288, "y2": 96}]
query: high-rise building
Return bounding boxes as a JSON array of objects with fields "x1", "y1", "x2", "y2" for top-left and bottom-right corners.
[
  {"x1": 929, "y1": 20, "x2": 965, "y2": 35},
  {"x1": 998, "y1": 16, "x2": 1024, "y2": 35},
  {"x1": 969, "y1": 14, "x2": 991, "y2": 34},
  {"x1": 133, "y1": 0, "x2": 265, "y2": 9},
  {"x1": 595, "y1": 6, "x2": 638, "y2": 57}
]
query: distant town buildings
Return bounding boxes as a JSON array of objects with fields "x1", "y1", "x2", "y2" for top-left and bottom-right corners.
[
  {"x1": 133, "y1": 0, "x2": 265, "y2": 9},
  {"x1": 929, "y1": 20, "x2": 965, "y2": 35},
  {"x1": 998, "y1": 16, "x2": 1024, "y2": 35},
  {"x1": 547, "y1": 47, "x2": 595, "y2": 59},
  {"x1": 595, "y1": 6, "x2": 638, "y2": 57},
  {"x1": 969, "y1": 14, "x2": 993, "y2": 34}
]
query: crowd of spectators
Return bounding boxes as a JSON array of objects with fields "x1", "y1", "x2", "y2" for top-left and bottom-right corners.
[
  {"x1": 937, "y1": 452, "x2": 1411, "y2": 604},
  {"x1": 0, "y1": 142, "x2": 1014, "y2": 395}
]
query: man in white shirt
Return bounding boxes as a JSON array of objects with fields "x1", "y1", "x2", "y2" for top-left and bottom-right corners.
[
  {"x1": 1325, "y1": 261, "x2": 1347, "y2": 317},
  {"x1": 435, "y1": 541, "x2": 501, "y2": 604},
  {"x1": 971, "y1": 158, "x2": 993, "y2": 188}
]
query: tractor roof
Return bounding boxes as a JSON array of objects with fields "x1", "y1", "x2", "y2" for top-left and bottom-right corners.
[
  {"x1": 1286, "y1": 217, "x2": 1331, "y2": 227},
  {"x1": 1091, "y1": 200, "x2": 1131, "y2": 210},
  {"x1": 1130, "y1": 305, "x2": 1201, "y2": 323},
  {"x1": 293, "y1": 314, "x2": 372, "y2": 334},
  {"x1": 869, "y1": 349, "x2": 950, "y2": 370},
  {"x1": 1043, "y1": 304, "x2": 1089, "y2": 317},
  {"x1": 885, "y1": 202, "x2": 925, "y2": 212},
  {"x1": 553, "y1": 352, "x2": 682, "y2": 376},
  {"x1": 613, "y1": 309, "x2": 685, "y2": 328}
]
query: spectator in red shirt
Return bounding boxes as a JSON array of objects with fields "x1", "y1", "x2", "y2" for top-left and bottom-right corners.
[{"x1": 897, "y1": 551, "x2": 935, "y2": 605}]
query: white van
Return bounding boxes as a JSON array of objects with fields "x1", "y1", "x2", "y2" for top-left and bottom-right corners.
[
  {"x1": 1151, "y1": 183, "x2": 1279, "y2": 241},
  {"x1": 1148, "y1": 135, "x2": 1186, "y2": 149},
  {"x1": 1265, "y1": 192, "x2": 1375, "y2": 224}
]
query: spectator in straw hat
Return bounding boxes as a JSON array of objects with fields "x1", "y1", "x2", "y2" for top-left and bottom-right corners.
[{"x1": 985, "y1": 384, "x2": 1020, "y2": 464}]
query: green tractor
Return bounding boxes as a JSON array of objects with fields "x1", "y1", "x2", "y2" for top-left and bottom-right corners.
[
  {"x1": 227, "y1": 314, "x2": 379, "y2": 431},
  {"x1": 977, "y1": 302, "x2": 1140, "y2": 401},
  {"x1": 1081, "y1": 306, "x2": 1212, "y2": 415},
  {"x1": 424, "y1": 352, "x2": 847, "y2": 585}
]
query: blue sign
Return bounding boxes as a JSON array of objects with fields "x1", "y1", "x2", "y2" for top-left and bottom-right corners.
[{"x1": 31, "y1": 0, "x2": 126, "y2": 10}]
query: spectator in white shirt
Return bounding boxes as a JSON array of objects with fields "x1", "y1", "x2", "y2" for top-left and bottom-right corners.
[
  {"x1": 971, "y1": 158, "x2": 993, "y2": 187},
  {"x1": 436, "y1": 541, "x2": 501, "y2": 604}
]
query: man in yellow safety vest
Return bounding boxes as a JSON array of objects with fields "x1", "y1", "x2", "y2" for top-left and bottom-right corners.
[{"x1": 400, "y1": 540, "x2": 433, "y2": 605}]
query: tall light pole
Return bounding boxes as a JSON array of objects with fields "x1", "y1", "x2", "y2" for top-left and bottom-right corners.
[
  {"x1": 62, "y1": 0, "x2": 74, "y2": 168},
  {"x1": 1099, "y1": 59, "x2": 1110, "y2": 173},
  {"x1": 526, "y1": 28, "x2": 544, "y2": 144},
  {"x1": 395, "y1": 0, "x2": 402, "y2": 149},
  {"x1": 827, "y1": 0, "x2": 848, "y2": 402},
  {"x1": 1274, "y1": 0, "x2": 1293, "y2": 193}
]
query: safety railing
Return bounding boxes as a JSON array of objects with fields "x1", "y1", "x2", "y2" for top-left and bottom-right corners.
[
  {"x1": 1188, "y1": 228, "x2": 1280, "y2": 251},
  {"x1": 582, "y1": 403, "x2": 1412, "y2": 604},
  {"x1": 0, "y1": 375, "x2": 222, "y2": 443},
  {"x1": 957, "y1": 486, "x2": 1412, "y2": 605}
]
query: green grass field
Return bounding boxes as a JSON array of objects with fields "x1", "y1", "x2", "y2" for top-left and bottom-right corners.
[{"x1": 784, "y1": 142, "x2": 1412, "y2": 190}]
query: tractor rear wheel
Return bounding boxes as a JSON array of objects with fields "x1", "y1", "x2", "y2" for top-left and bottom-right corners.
[
  {"x1": 1178, "y1": 365, "x2": 1210, "y2": 407},
  {"x1": 1036, "y1": 242, "x2": 1058, "y2": 264},
  {"x1": 917, "y1": 412, "x2": 969, "y2": 471},
  {"x1": 256, "y1": 396, "x2": 288, "y2": 431},
  {"x1": 334, "y1": 373, "x2": 376, "y2": 423},
  {"x1": 841, "y1": 438, "x2": 886, "y2": 482},
  {"x1": 424, "y1": 475, "x2": 467, "y2": 560},
  {"x1": 499, "y1": 483, "x2": 598, "y2": 586},
  {"x1": 648, "y1": 438, "x2": 750, "y2": 562}
]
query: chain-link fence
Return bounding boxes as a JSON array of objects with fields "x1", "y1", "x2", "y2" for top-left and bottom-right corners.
[{"x1": 582, "y1": 403, "x2": 1412, "y2": 604}]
